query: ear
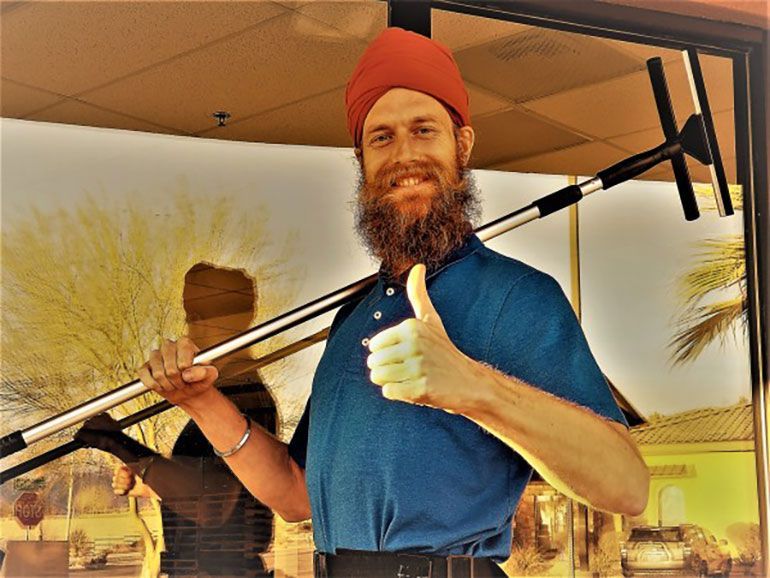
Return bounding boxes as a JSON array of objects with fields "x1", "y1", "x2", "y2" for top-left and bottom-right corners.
[{"x1": 456, "y1": 126, "x2": 475, "y2": 166}]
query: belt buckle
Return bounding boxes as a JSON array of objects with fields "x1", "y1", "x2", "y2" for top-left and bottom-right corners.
[{"x1": 447, "y1": 555, "x2": 474, "y2": 578}]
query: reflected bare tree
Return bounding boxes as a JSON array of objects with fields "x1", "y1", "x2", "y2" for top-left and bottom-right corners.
[{"x1": 1, "y1": 184, "x2": 295, "y2": 457}]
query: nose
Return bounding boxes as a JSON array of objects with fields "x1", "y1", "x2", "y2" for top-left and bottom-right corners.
[{"x1": 391, "y1": 133, "x2": 418, "y2": 165}]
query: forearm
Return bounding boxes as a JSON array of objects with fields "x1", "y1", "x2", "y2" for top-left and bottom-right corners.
[
  {"x1": 141, "y1": 455, "x2": 241, "y2": 500},
  {"x1": 462, "y1": 361, "x2": 649, "y2": 515},
  {"x1": 180, "y1": 389, "x2": 311, "y2": 522}
]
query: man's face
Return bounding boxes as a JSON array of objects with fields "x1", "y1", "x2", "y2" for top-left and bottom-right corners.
[
  {"x1": 354, "y1": 88, "x2": 479, "y2": 277},
  {"x1": 359, "y1": 88, "x2": 472, "y2": 220}
]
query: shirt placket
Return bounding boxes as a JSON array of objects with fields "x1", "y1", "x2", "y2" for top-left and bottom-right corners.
[{"x1": 358, "y1": 282, "x2": 403, "y2": 351}]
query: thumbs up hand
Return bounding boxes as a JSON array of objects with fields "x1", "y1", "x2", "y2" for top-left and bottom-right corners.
[{"x1": 367, "y1": 264, "x2": 477, "y2": 413}]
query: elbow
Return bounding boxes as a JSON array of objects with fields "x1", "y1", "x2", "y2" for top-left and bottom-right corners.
[
  {"x1": 280, "y1": 507, "x2": 312, "y2": 523},
  {"x1": 621, "y1": 463, "x2": 650, "y2": 517},
  {"x1": 275, "y1": 459, "x2": 312, "y2": 523}
]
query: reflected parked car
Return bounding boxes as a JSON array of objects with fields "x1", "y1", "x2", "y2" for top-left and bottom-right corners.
[{"x1": 621, "y1": 524, "x2": 732, "y2": 577}]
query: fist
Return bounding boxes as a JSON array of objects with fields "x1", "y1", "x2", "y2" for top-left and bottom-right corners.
[
  {"x1": 366, "y1": 264, "x2": 474, "y2": 413},
  {"x1": 111, "y1": 465, "x2": 148, "y2": 498},
  {"x1": 138, "y1": 336, "x2": 219, "y2": 408}
]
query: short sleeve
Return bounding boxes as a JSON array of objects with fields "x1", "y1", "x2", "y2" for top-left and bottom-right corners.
[
  {"x1": 487, "y1": 272, "x2": 628, "y2": 427},
  {"x1": 287, "y1": 298, "x2": 361, "y2": 471},
  {"x1": 288, "y1": 398, "x2": 310, "y2": 469}
]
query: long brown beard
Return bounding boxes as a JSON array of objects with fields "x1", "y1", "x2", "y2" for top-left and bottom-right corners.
[{"x1": 354, "y1": 149, "x2": 481, "y2": 278}]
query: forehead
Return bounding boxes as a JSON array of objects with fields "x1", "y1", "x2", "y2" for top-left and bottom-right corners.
[{"x1": 363, "y1": 88, "x2": 453, "y2": 134}]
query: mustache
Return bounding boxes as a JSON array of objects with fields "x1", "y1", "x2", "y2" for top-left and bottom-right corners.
[{"x1": 370, "y1": 159, "x2": 452, "y2": 195}]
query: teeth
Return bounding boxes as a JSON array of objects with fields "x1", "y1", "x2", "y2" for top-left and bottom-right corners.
[{"x1": 396, "y1": 177, "x2": 422, "y2": 187}]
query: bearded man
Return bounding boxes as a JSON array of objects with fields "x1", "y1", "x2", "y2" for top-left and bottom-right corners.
[{"x1": 140, "y1": 28, "x2": 649, "y2": 578}]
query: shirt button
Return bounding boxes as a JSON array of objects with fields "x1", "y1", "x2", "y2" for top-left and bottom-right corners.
[
  {"x1": 361, "y1": 337, "x2": 370, "y2": 347},
  {"x1": 373, "y1": 311, "x2": 382, "y2": 320},
  {"x1": 385, "y1": 287, "x2": 395, "y2": 296}
]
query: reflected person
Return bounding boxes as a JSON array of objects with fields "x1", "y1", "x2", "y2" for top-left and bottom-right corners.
[{"x1": 77, "y1": 263, "x2": 275, "y2": 578}]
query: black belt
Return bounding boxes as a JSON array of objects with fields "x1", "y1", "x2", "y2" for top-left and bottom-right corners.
[{"x1": 313, "y1": 549, "x2": 503, "y2": 578}]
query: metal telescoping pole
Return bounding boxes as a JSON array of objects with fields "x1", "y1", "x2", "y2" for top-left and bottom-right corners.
[
  {"x1": 0, "y1": 176, "x2": 607, "y2": 459},
  {"x1": 0, "y1": 200, "x2": 546, "y2": 457},
  {"x1": 0, "y1": 102, "x2": 717, "y2": 459}
]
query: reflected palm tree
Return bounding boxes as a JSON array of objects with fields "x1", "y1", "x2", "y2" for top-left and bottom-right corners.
[{"x1": 669, "y1": 185, "x2": 746, "y2": 365}]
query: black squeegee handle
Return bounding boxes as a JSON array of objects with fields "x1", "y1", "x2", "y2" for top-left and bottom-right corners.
[{"x1": 647, "y1": 57, "x2": 699, "y2": 221}]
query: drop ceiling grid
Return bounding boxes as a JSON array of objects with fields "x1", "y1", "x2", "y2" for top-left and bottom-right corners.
[
  {"x1": 51, "y1": 11, "x2": 371, "y2": 135},
  {"x1": 519, "y1": 55, "x2": 733, "y2": 142},
  {"x1": 0, "y1": 1, "x2": 292, "y2": 99},
  {"x1": 290, "y1": 0, "x2": 387, "y2": 42},
  {"x1": 453, "y1": 29, "x2": 659, "y2": 167},
  {"x1": 431, "y1": 8, "x2": 532, "y2": 51},
  {"x1": 455, "y1": 27, "x2": 647, "y2": 106},
  {"x1": 28, "y1": 98, "x2": 189, "y2": 136},
  {"x1": 195, "y1": 85, "x2": 349, "y2": 146},
  {"x1": 0, "y1": 0, "x2": 741, "y2": 183},
  {"x1": 0, "y1": 79, "x2": 68, "y2": 118}
]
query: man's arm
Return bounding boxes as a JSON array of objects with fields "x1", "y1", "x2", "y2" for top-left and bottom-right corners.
[
  {"x1": 180, "y1": 389, "x2": 311, "y2": 522},
  {"x1": 458, "y1": 361, "x2": 648, "y2": 515},
  {"x1": 367, "y1": 264, "x2": 649, "y2": 516},
  {"x1": 138, "y1": 337, "x2": 311, "y2": 523}
]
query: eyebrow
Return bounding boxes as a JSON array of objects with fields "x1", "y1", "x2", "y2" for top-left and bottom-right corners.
[{"x1": 365, "y1": 115, "x2": 441, "y2": 136}]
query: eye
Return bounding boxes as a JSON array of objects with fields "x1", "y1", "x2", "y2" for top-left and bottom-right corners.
[{"x1": 369, "y1": 133, "x2": 391, "y2": 146}]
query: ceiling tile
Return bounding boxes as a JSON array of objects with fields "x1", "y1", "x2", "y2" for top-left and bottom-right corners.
[
  {"x1": 455, "y1": 27, "x2": 643, "y2": 104},
  {"x1": 639, "y1": 165, "x2": 673, "y2": 182},
  {"x1": 291, "y1": 0, "x2": 387, "y2": 42},
  {"x1": 200, "y1": 80, "x2": 514, "y2": 148},
  {"x1": 0, "y1": 2, "x2": 26, "y2": 15},
  {"x1": 594, "y1": 35, "x2": 681, "y2": 65},
  {"x1": 0, "y1": 1, "x2": 288, "y2": 96},
  {"x1": 607, "y1": 125, "x2": 665, "y2": 155},
  {"x1": 78, "y1": 12, "x2": 368, "y2": 134},
  {"x1": 645, "y1": 156, "x2": 737, "y2": 186},
  {"x1": 467, "y1": 83, "x2": 513, "y2": 118},
  {"x1": 200, "y1": 87, "x2": 351, "y2": 148},
  {"x1": 522, "y1": 53, "x2": 733, "y2": 140},
  {"x1": 432, "y1": 8, "x2": 531, "y2": 51},
  {"x1": 610, "y1": 108, "x2": 735, "y2": 160},
  {"x1": 26, "y1": 99, "x2": 183, "y2": 136},
  {"x1": 490, "y1": 141, "x2": 628, "y2": 176},
  {"x1": 1, "y1": 79, "x2": 66, "y2": 118},
  {"x1": 472, "y1": 109, "x2": 588, "y2": 168}
]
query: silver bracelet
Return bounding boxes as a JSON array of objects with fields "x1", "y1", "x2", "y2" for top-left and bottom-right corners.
[{"x1": 213, "y1": 414, "x2": 252, "y2": 458}]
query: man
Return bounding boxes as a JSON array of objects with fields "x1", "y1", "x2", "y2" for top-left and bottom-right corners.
[
  {"x1": 140, "y1": 28, "x2": 649, "y2": 578},
  {"x1": 77, "y1": 264, "x2": 275, "y2": 578}
]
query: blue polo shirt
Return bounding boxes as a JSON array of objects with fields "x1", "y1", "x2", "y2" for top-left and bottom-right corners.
[{"x1": 289, "y1": 234, "x2": 627, "y2": 560}]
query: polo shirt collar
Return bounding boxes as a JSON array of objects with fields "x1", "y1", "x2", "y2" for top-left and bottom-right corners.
[{"x1": 376, "y1": 233, "x2": 484, "y2": 289}]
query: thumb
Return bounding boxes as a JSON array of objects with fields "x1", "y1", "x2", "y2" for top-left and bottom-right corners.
[
  {"x1": 406, "y1": 264, "x2": 444, "y2": 330},
  {"x1": 181, "y1": 364, "x2": 218, "y2": 384}
]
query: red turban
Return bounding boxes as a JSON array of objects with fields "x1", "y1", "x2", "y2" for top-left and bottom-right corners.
[{"x1": 345, "y1": 27, "x2": 470, "y2": 147}]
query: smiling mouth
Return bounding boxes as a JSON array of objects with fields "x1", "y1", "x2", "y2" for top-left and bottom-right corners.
[{"x1": 390, "y1": 175, "x2": 430, "y2": 188}]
